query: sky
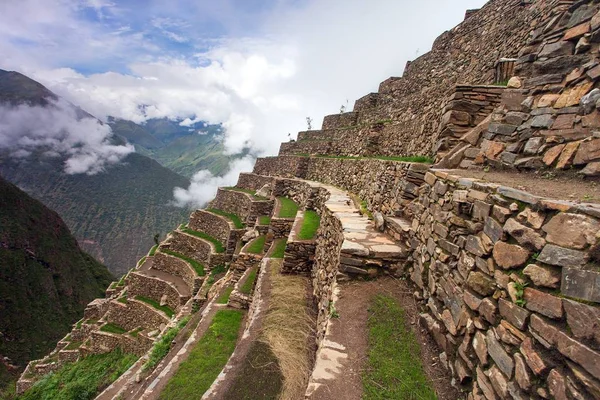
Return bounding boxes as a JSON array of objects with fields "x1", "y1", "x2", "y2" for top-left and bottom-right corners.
[{"x1": 0, "y1": 0, "x2": 487, "y2": 206}]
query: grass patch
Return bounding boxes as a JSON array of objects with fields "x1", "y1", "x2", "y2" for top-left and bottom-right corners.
[
  {"x1": 277, "y1": 197, "x2": 299, "y2": 218},
  {"x1": 75, "y1": 319, "x2": 84, "y2": 330},
  {"x1": 100, "y1": 323, "x2": 127, "y2": 335},
  {"x1": 149, "y1": 245, "x2": 158, "y2": 256},
  {"x1": 19, "y1": 348, "x2": 137, "y2": 400},
  {"x1": 245, "y1": 235, "x2": 266, "y2": 254},
  {"x1": 359, "y1": 199, "x2": 373, "y2": 220},
  {"x1": 135, "y1": 295, "x2": 175, "y2": 318},
  {"x1": 240, "y1": 269, "x2": 258, "y2": 295},
  {"x1": 137, "y1": 256, "x2": 147, "y2": 268},
  {"x1": 270, "y1": 238, "x2": 287, "y2": 258},
  {"x1": 159, "y1": 310, "x2": 244, "y2": 400},
  {"x1": 223, "y1": 187, "x2": 269, "y2": 200},
  {"x1": 258, "y1": 215, "x2": 271, "y2": 226},
  {"x1": 207, "y1": 264, "x2": 227, "y2": 285},
  {"x1": 160, "y1": 248, "x2": 206, "y2": 276},
  {"x1": 109, "y1": 282, "x2": 117, "y2": 290},
  {"x1": 129, "y1": 327, "x2": 143, "y2": 338},
  {"x1": 63, "y1": 341, "x2": 82, "y2": 351},
  {"x1": 297, "y1": 210, "x2": 320, "y2": 240},
  {"x1": 362, "y1": 295, "x2": 437, "y2": 399},
  {"x1": 143, "y1": 316, "x2": 191, "y2": 372},
  {"x1": 216, "y1": 286, "x2": 234, "y2": 304},
  {"x1": 262, "y1": 260, "x2": 315, "y2": 400},
  {"x1": 206, "y1": 208, "x2": 245, "y2": 229},
  {"x1": 117, "y1": 294, "x2": 128, "y2": 304},
  {"x1": 180, "y1": 228, "x2": 225, "y2": 253}
]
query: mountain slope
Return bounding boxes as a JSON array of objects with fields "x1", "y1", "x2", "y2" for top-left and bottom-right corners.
[
  {"x1": 110, "y1": 118, "x2": 232, "y2": 177},
  {"x1": 0, "y1": 70, "x2": 191, "y2": 275},
  {"x1": 0, "y1": 175, "x2": 113, "y2": 374}
]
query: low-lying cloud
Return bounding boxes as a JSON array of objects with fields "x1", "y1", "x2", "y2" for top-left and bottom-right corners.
[
  {"x1": 0, "y1": 99, "x2": 134, "y2": 174},
  {"x1": 173, "y1": 156, "x2": 255, "y2": 208}
]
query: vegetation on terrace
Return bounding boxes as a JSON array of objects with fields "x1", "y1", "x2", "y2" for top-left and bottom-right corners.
[
  {"x1": 135, "y1": 295, "x2": 175, "y2": 318},
  {"x1": 159, "y1": 310, "x2": 244, "y2": 400},
  {"x1": 142, "y1": 316, "x2": 191, "y2": 372},
  {"x1": 297, "y1": 210, "x2": 320, "y2": 240},
  {"x1": 245, "y1": 235, "x2": 266, "y2": 254},
  {"x1": 100, "y1": 323, "x2": 127, "y2": 335},
  {"x1": 206, "y1": 208, "x2": 245, "y2": 229},
  {"x1": 149, "y1": 245, "x2": 158, "y2": 256},
  {"x1": 277, "y1": 197, "x2": 299, "y2": 218},
  {"x1": 294, "y1": 153, "x2": 434, "y2": 164},
  {"x1": 362, "y1": 295, "x2": 436, "y2": 399},
  {"x1": 160, "y1": 249, "x2": 205, "y2": 276},
  {"x1": 270, "y1": 238, "x2": 287, "y2": 259},
  {"x1": 239, "y1": 269, "x2": 258, "y2": 295},
  {"x1": 180, "y1": 227, "x2": 226, "y2": 253},
  {"x1": 216, "y1": 286, "x2": 234, "y2": 304},
  {"x1": 258, "y1": 215, "x2": 271, "y2": 226},
  {"x1": 19, "y1": 348, "x2": 138, "y2": 400}
]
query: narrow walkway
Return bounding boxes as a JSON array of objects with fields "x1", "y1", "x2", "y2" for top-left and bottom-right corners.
[{"x1": 138, "y1": 257, "x2": 191, "y2": 297}]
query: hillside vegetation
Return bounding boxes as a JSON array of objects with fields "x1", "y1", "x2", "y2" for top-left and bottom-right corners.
[{"x1": 0, "y1": 176, "x2": 113, "y2": 395}]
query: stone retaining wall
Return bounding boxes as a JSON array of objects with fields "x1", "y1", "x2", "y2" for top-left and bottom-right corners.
[
  {"x1": 282, "y1": 212, "x2": 317, "y2": 275},
  {"x1": 88, "y1": 331, "x2": 151, "y2": 357},
  {"x1": 236, "y1": 173, "x2": 274, "y2": 192},
  {"x1": 231, "y1": 253, "x2": 262, "y2": 277},
  {"x1": 58, "y1": 349, "x2": 80, "y2": 363},
  {"x1": 407, "y1": 169, "x2": 600, "y2": 398},
  {"x1": 269, "y1": 217, "x2": 294, "y2": 239},
  {"x1": 188, "y1": 210, "x2": 232, "y2": 250},
  {"x1": 163, "y1": 231, "x2": 213, "y2": 266},
  {"x1": 254, "y1": 156, "x2": 428, "y2": 214},
  {"x1": 211, "y1": 188, "x2": 255, "y2": 222},
  {"x1": 105, "y1": 299, "x2": 169, "y2": 332},
  {"x1": 152, "y1": 251, "x2": 200, "y2": 293},
  {"x1": 127, "y1": 272, "x2": 185, "y2": 312}
]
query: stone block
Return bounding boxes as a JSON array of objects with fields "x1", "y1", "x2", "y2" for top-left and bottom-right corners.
[
  {"x1": 480, "y1": 298, "x2": 498, "y2": 325},
  {"x1": 523, "y1": 264, "x2": 561, "y2": 289},
  {"x1": 473, "y1": 330, "x2": 488, "y2": 366},
  {"x1": 563, "y1": 299, "x2": 600, "y2": 343},
  {"x1": 574, "y1": 139, "x2": 600, "y2": 164},
  {"x1": 498, "y1": 298, "x2": 530, "y2": 330},
  {"x1": 547, "y1": 369, "x2": 568, "y2": 400},
  {"x1": 466, "y1": 235, "x2": 491, "y2": 257},
  {"x1": 467, "y1": 271, "x2": 496, "y2": 297},
  {"x1": 524, "y1": 288, "x2": 563, "y2": 319},
  {"x1": 488, "y1": 122, "x2": 517, "y2": 135},
  {"x1": 514, "y1": 353, "x2": 532, "y2": 391},
  {"x1": 543, "y1": 144, "x2": 566, "y2": 166},
  {"x1": 503, "y1": 218, "x2": 545, "y2": 251},
  {"x1": 556, "y1": 141, "x2": 581, "y2": 169},
  {"x1": 531, "y1": 114, "x2": 554, "y2": 129},
  {"x1": 516, "y1": 208, "x2": 545, "y2": 230},
  {"x1": 520, "y1": 336, "x2": 550, "y2": 376},
  {"x1": 538, "y1": 244, "x2": 588, "y2": 267},
  {"x1": 561, "y1": 267, "x2": 600, "y2": 303},
  {"x1": 539, "y1": 41, "x2": 575, "y2": 58},
  {"x1": 493, "y1": 241, "x2": 530, "y2": 269},
  {"x1": 488, "y1": 365, "x2": 509, "y2": 397}
]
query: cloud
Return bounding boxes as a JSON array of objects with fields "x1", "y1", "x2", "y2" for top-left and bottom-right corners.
[
  {"x1": 0, "y1": 99, "x2": 134, "y2": 174},
  {"x1": 173, "y1": 155, "x2": 255, "y2": 208}
]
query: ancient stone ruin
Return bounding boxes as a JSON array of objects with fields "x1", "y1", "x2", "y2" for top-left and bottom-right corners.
[{"x1": 18, "y1": 0, "x2": 600, "y2": 398}]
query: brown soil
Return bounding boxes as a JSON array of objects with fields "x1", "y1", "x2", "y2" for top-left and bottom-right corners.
[
  {"x1": 312, "y1": 278, "x2": 460, "y2": 400},
  {"x1": 445, "y1": 168, "x2": 600, "y2": 203}
]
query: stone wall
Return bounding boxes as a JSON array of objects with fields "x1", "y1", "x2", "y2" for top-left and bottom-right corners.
[
  {"x1": 282, "y1": 212, "x2": 317, "y2": 275},
  {"x1": 188, "y1": 210, "x2": 232, "y2": 251},
  {"x1": 105, "y1": 299, "x2": 169, "y2": 332},
  {"x1": 269, "y1": 217, "x2": 294, "y2": 239},
  {"x1": 312, "y1": 206, "x2": 344, "y2": 344},
  {"x1": 127, "y1": 272, "x2": 186, "y2": 312},
  {"x1": 236, "y1": 173, "x2": 274, "y2": 192},
  {"x1": 230, "y1": 253, "x2": 262, "y2": 277},
  {"x1": 153, "y1": 251, "x2": 201, "y2": 293},
  {"x1": 163, "y1": 231, "x2": 213, "y2": 266},
  {"x1": 272, "y1": 177, "x2": 313, "y2": 209},
  {"x1": 254, "y1": 156, "x2": 428, "y2": 214},
  {"x1": 88, "y1": 330, "x2": 152, "y2": 357},
  {"x1": 210, "y1": 188, "x2": 256, "y2": 222},
  {"x1": 406, "y1": 169, "x2": 600, "y2": 398}
]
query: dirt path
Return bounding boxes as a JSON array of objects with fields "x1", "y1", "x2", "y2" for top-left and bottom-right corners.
[
  {"x1": 307, "y1": 278, "x2": 460, "y2": 400},
  {"x1": 138, "y1": 257, "x2": 191, "y2": 297},
  {"x1": 444, "y1": 168, "x2": 600, "y2": 203}
]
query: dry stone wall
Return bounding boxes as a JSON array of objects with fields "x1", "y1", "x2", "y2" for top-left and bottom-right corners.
[
  {"x1": 104, "y1": 299, "x2": 169, "y2": 332},
  {"x1": 406, "y1": 169, "x2": 600, "y2": 398},
  {"x1": 188, "y1": 210, "x2": 232, "y2": 250},
  {"x1": 152, "y1": 251, "x2": 200, "y2": 293},
  {"x1": 210, "y1": 188, "x2": 255, "y2": 222},
  {"x1": 282, "y1": 212, "x2": 317, "y2": 275},
  {"x1": 163, "y1": 231, "x2": 213, "y2": 267},
  {"x1": 127, "y1": 272, "x2": 185, "y2": 312}
]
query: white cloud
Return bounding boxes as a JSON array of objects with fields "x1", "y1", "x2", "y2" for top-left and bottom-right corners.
[
  {"x1": 173, "y1": 156, "x2": 255, "y2": 208},
  {"x1": 0, "y1": 99, "x2": 134, "y2": 174}
]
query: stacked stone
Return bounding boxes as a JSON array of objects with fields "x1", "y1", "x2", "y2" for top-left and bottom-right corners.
[
  {"x1": 409, "y1": 169, "x2": 600, "y2": 399},
  {"x1": 282, "y1": 211, "x2": 317, "y2": 275},
  {"x1": 210, "y1": 188, "x2": 274, "y2": 226},
  {"x1": 440, "y1": 0, "x2": 600, "y2": 176}
]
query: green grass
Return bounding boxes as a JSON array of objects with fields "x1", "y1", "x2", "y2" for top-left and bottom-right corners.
[
  {"x1": 297, "y1": 210, "x2": 320, "y2": 240},
  {"x1": 216, "y1": 287, "x2": 234, "y2": 304},
  {"x1": 277, "y1": 197, "x2": 299, "y2": 218},
  {"x1": 63, "y1": 341, "x2": 82, "y2": 351},
  {"x1": 160, "y1": 248, "x2": 206, "y2": 276},
  {"x1": 142, "y1": 316, "x2": 191, "y2": 373},
  {"x1": 100, "y1": 323, "x2": 127, "y2": 335},
  {"x1": 159, "y1": 310, "x2": 244, "y2": 400},
  {"x1": 149, "y1": 245, "x2": 158, "y2": 256},
  {"x1": 258, "y1": 215, "x2": 271, "y2": 226},
  {"x1": 75, "y1": 319, "x2": 84, "y2": 330},
  {"x1": 129, "y1": 327, "x2": 143, "y2": 338},
  {"x1": 206, "y1": 208, "x2": 245, "y2": 229},
  {"x1": 117, "y1": 295, "x2": 128, "y2": 304},
  {"x1": 207, "y1": 264, "x2": 227, "y2": 285},
  {"x1": 245, "y1": 235, "x2": 266, "y2": 254},
  {"x1": 117, "y1": 269, "x2": 131, "y2": 287},
  {"x1": 180, "y1": 228, "x2": 226, "y2": 253},
  {"x1": 359, "y1": 199, "x2": 374, "y2": 220},
  {"x1": 293, "y1": 154, "x2": 434, "y2": 164},
  {"x1": 270, "y1": 238, "x2": 287, "y2": 258},
  {"x1": 363, "y1": 295, "x2": 437, "y2": 399},
  {"x1": 109, "y1": 282, "x2": 117, "y2": 289},
  {"x1": 137, "y1": 256, "x2": 147, "y2": 267},
  {"x1": 223, "y1": 187, "x2": 269, "y2": 200},
  {"x1": 19, "y1": 348, "x2": 137, "y2": 400},
  {"x1": 135, "y1": 295, "x2": 175, "y2": 318},
  {"x1": 240, "y1": 269, "x2": 258, "y2": 295}
]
